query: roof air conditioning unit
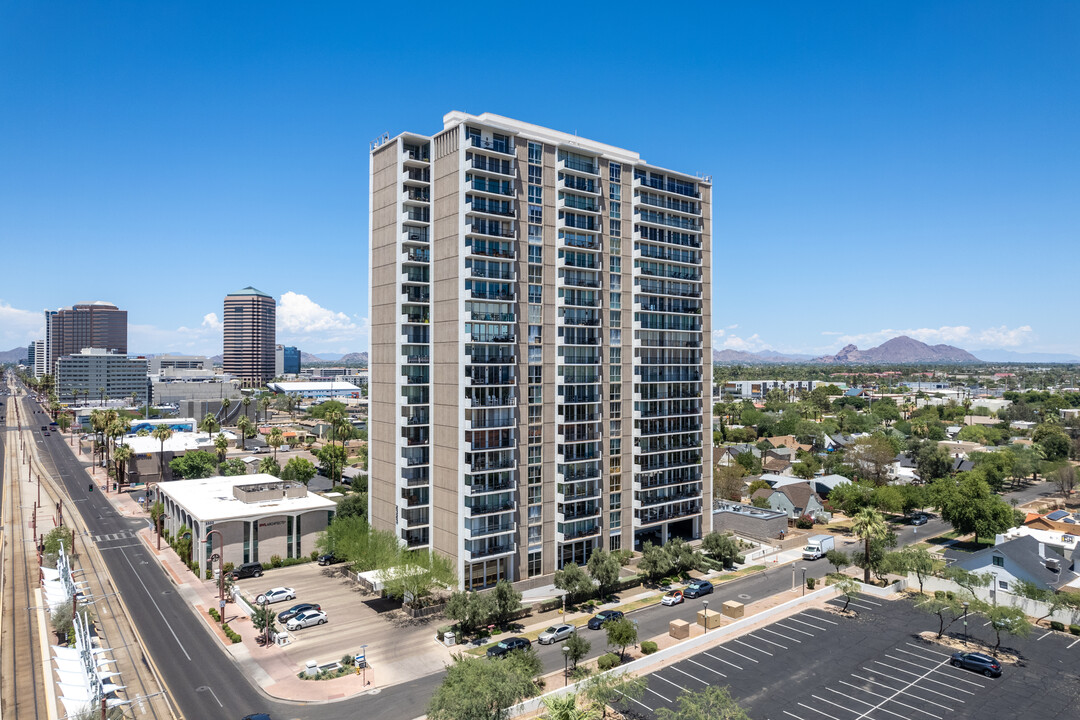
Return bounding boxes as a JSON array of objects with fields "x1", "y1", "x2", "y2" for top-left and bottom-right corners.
[{"x1": 1046, "y1": 558, "x2": 1061, "y2": 572}]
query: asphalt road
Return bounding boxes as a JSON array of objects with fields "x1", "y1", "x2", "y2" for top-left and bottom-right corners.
[{"x1": 18, "y1": 390, "x2": 435, "y2": 720}]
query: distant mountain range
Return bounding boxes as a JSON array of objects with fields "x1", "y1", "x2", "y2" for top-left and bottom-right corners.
[
  {"x1": 714, "y1": 336, "x2": 980, "y2": 364},
  {"x1": 0, "y1": 346, "x2": 28, "y2": 364},
  {"x1": 207, "y1": 351, "x2": 368, "y2": 367},
  {"x1": 969, "y1": 349, "x2": 1080, "y2": 363}
]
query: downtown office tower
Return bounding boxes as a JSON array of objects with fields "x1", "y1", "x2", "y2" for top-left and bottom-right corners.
[{"x1": 370, "y1": 112, "x2": 711, "y2": 590}]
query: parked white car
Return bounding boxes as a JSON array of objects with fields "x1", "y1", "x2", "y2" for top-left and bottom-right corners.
[
  {"x1": 256, "y1": 587, "x2": 296, "y2": 604},
  {"x1": 286, "y1": 609, "x2": 327, "y2": 630}
]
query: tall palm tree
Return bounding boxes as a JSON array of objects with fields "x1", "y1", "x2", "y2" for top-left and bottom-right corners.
[
  {"x1": 99, "y1": 386, "x2": 106, "y2": 406},
  {"x1": 326, "y1": 408, "x2": 345, "y2": 448},
  {"x1": 242, "y1": 395, "x2": 252, "y2": 423},
  {"x1": 151, "y1": 425, "x2": 174, "y2": 482},
  {"x1": 220, "y1": 397, "x2": 231, "y2": 424},
  {"x1": 214, "y1": 433, "x2": 229, "y2": 469},
  {"x1": 90, "y1": 410, "x2": 107, "y2": 472},
  {"x1": 851, "y1": 507, "x2": 890, "y2": 584},
  {"x1": 236, "y1": 416, "x2": 252, "y2": 451},
  {"x1": 71, "y1": 388, "x2": 79, "y2": 408},
  {"x1": 268, "y1": 427, "x2": 284, "y2": 462},
  {"x1": 114, "y1": 444, "x2": 133, "y2": 490},
  {"x1": 199, "y1": 413, "x2": 220, "y2": 434},
  {"x1": 258, "y1": 395, "x2": 271, "y2": 424}
]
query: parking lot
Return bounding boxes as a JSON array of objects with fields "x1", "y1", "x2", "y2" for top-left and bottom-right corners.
[
  {"x1": 233, "y1": 562, "x2": 451, "y2": 679},
  {"x1": 623, "y1": 594, "x2": 1080, "y2": 720}
]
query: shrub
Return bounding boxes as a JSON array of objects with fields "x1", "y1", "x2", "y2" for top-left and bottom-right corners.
[
  {"x1": 640, "y1": 641, "x2": 658, "y2": 655},
  {"x1": 270, "y1": 554, "x2": 284, "y2": 568},
  {"x1": 570, "y1": 666, "x2": 592, "y2": 680},
  {"x1": 436, "y1": 625, "x2": 451, "y2": 642},
  {"x1": 1051, "y1": 621, "x2": 1065, "y2": 632},
  {"x1": 1070, "y1": 624, "x2": 1080, "y2": 636},
  {"x1": 223, "y1": 562, "x2": 235, "y2": 573},
  {"x1": 806, "y1": 577, "x2": 816, "y2": 590},
  {"x1": 221, "y1": 624, "x2": 242, "y2": 643},
  {"x1": 597, "y1": 653, "x2": 621, "y2": 671},
  {"x1": 205, "y1": 568, "x2": 213, "y2": 580},
  {"x1": 208, "y1": 608, "x2": 220, "y2": 622},
  {"x1": 341, "y1": 653, "x2": 354, "y2": 667},
  {"x1": 934, "y1": 590, "x2": 946, "y2": 600},
  {"x1": 735, "y1": 555, "x2": 746, "y2": 565},
  {"x1": 311, "y1": 550, "x2": 321, "y2": 562},
  {"x1": 795, "y1": 514, "x2": 814, "y2": 530}
]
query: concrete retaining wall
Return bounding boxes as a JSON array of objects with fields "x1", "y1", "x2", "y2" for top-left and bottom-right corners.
[{"x1": 910, "y1": 573, "x2": 1080, "y2": 625}]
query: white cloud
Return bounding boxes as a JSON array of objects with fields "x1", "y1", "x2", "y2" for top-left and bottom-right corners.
[
  {"x1": 712, "y1": 327, "x2": 768, "y2": 352},
  {"x1": 277, "y1": 292, "x2": 368, "y2": 351},
  {"x1": 975, "y1": 325, "x2": 1033, "y2": 348},
  {"x1": 0, "y1": 301, "x2": 44, "y2": 348},
  {"x1": 201, "y1": 313, "x2": 222, "y2": 331}
]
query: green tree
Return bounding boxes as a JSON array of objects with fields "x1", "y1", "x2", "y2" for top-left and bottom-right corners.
[
  {"x1": 604, "y1": 616, "x2": 638, "y2": 660},
  {"x1": 378, "y1": 548, "x2": 457, "y2": 603},
  {"x1": 258, "y1": 457, "x2": 281, "y2": 476},
  {"x1": 913, "y1": 440, "x2": 952, "y2": 482},
  {"x1": 702, "y1": 532, "x2": 740, "y2": 568},
  {"x1": 851, "y1": 508, "x2": 890, "y2": 583},
  {"x1": 281, "y1": 456, "x2": 317, "y2": 485},
  {"x1": 746, "y1": 478, "x2": 770, "y2": 495},
  {"x1": 832, "y1": 575, "x2": 861, "y2": 612},
  {"x1": 317, "y1": 443, "x2": 348, "y2": 482},
  {"x1": 317, "y1": 515, "x2": 401, "y2": 573},
  {"x1": 235, "y1": 415, "x2": 254, "y2": 451},
  {"x1": 267, "y1": 427, "x2": 284, "y2": 461},
  {"x1": 654, "y1": 686, "x2": 751, "y2": 720},
  {"x1": 587, "y1": 549, "x2": 622, "y2": 600},
  {"x1": 426, "y1": 653, "x2": 537, "y2": 720},
  {"x1": 871, "y1": 485, "x2": 904, "y2": 514},
  {"x1": 664, "y1": 537, "x2": 704, "y2": 575},
  {"x1": 168, "y1": 450, "x2": 219, "y2": 479},
  {"x1": 445, "y1": 590, "x2": 494, "y2": 636},
  {"x1": 554, "y1": 562, "x2": 593, "y2": 604},
  {"x1": 490, "y1": 579, "x2": 523, "y2": 628},
  {"x1": 735, "y1": 451, "x2": 762, "y2": 475},
  {"x1": 221, "y1": 458, "x2": 248, "y2": 476},
  {"x1": 921, "y1": 592, "x2": 973, "y2": 638},
  {"x1": 895, "y1": 546, "x2": 934, "y2": 594},
  {"x1": 933, "y1": 474, "x2": 1014, "y2": 542},
  {"x1": 307, "y1": 399, "x2": 347, "y2": 420},
  {"x1": 825, "y1": 549, "x2": 850, "y2": 574},
  {"x1": 826, "y1": 481, "x2": 874, "y2": 516},
  {"x1": 336, "y1": 492, "x2": 368, "y2": 519},
  {"x1": 565, "y1": 631, "x2": 591, "y2": 669},
  {"x1": 638, "y1": 541, "x2": 674, "y2": 581},
  {"x1": 713, "y1": 463, "x2": 746, "y2": 501},
  {"x1": 199, "y1": 413, "x2": 220, "y2": 434},
  {"x1": 213, "y1": 432, "x2": 229, "y2": 465},
  {"x1": 151, "y1": 424, "x2": 173, "y2": 480},
  {"x1": 848, "y1": 436, "x2": 897, "y2": 485},
  {"x1": 252, "y1": 604, "x2": 278, "y2": 639},
  {"x1": 985, "y1": 605, "x2": 1032, "y2": 654},
  {"x1": 113, "y1": 444, "x2": 133, "y2": 488},
  {"x1": 581, "y1": 672, "x2": 648, "y2": 720}
]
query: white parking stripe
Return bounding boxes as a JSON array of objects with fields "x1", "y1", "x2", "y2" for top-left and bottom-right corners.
[
  {"x1": 785, "y1": 616, "x2": 829, "y2": 632},
  {"x1": 837, "y1": 680, "x2": 946, "y2": 718},
  {"x1": 1036, "y1": 630, "x2": 1053, "y2": 641},
  {"x1": 687, "y1": 657, "x2": 727, "y2": 678},
  {"x1": 774, "y1": 621, "x2": 817, "y2": 637},
  {"x1": 844, "y1": 599, "x2": 878, "y2": 611},
  {"x1": 1067, "y1": 636, "x2": 1080, "y2": 649},
  {"x1": 932, "y1": 664, "x2": 987, "y2": 688},
  {"x1": 812, "y1": 693, "x2": 866, "y2": 718},
  {"x1": 868, "y1": 662, "x2": 975, "y2": 695},
  {"x1": 904, "y1": 642, "x2": 950, "y2": 659},
  {"x1": 715, "y1": 644, "x2": 759, "y2": 663},
  {"x1": 703, "y1": 650, "x2": 744, "y2": 670},
  {"x1": 645, "y1": 685, "x2": 674, "y2": 703},
  {"x1": 891, "y1": 649, "x2": 940, "y2": 669},
  {"x1": 853, "y1": 595, "x2": 882, "y2": 606},
  {"x1": 670, "y1": 666, "x2": 709, "y2": 685},
  {"x1": 654, "y1": 673, "x2": 689, "y2": 695},
  {"x1": 762, "y1": 626, "x2": 801, "y2": 643},
  {"x1": 853, "y1": 659, "x2": 950, "y2": 720},
  {"x1": 616, "y1": 689, "x2": 653, "y2": 712},
  {"x1": 827, "y1": 687, "x2": 911, "y2": 720},
  {"x1": 884, "y1": 652, "x2": 937, "y2": 672},
  {"x1": 749, "y1": 632, "x2": 789, "y2": 649},
  {"x1": 802, "y1": 610, "x2": 840, "y2": 625},
  {"x1": 798, "y1": 702, "x2": 843, "y2": 720},
  {"x1": 850, "y1": 674, "x2": 959, "y2": 708},
  {"x1": 783, "y1": 711, "x2": 807, "y2": 720},
  {"x1": 734, "y1": 638, "x2": 773, "y2": 656}
]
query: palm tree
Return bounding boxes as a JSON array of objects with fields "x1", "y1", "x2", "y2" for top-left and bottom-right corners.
[
  {"x1": 242, "y1": 395, "x2": 252, "y2": 423},
  {"x1": 199, "y1": 413, "x2": 220, "y2": 434},
  {"x1": 236, "y1": 416, "x2": 252, "y2": 451},
  {"x1": 151, "y1": 425, "x2": 174, "y2": 482},
  {"x1": 268, "y1": 427, "x2": 284, "y2": 462},
  {"x1": 259, "y1": 395, "x2": 272, "y2": 424},
  {"x1": 851, "y1": 507, "x2": 890, "y2": 584},
  {"x1": 90, "y1": 410, "x2": 108, "y2": 472},
  {"x1": 99, "y1": 386, "x2": 106, "y2": 406},
  {"x1": 220, "y1": 396, "x2": 231, "y2": 424},
  {"x1": 71, "y1": 388, "x2": 79, "y2": 408},
  {"x1": 214, "y1": 433, "x2": 229, "y2": 468},
  {"x1": 114, "y1": 444, "x2": 133, "y2": 490}
]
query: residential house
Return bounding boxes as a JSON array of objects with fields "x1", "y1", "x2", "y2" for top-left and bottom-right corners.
[
  {"x1": 948, "y1": 535, "x2": 1079, "y2": 594},
  {"x1": 766, "y1": 473, "x2": 850, "y2": 498},
  {"x1": 1010, "y1": 421, "x2": 1037, "y2": 431},
  {"x1": 751, "y1": 482, "x2": 826, "y2": 521},
  {"x1": 951, "y1": 457, "x2": 974, "y2": 473},
  {"x1": 892, "y1": 453, "x2": 920, "y2": 482},
  {"x1": 766, "y1": 435, "x2": 813, "y2": 454},
  {"x1": 762, "y1": 454, "x2": 794, "y2": 476},
  {"x1": 716, "y1": 444, "x2": 762, "y2": 468},
  {"x1": 825, "y1": 434, "x2": 855, "y2": 452}
]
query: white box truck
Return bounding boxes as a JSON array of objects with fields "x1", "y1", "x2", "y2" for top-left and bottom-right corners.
[{"x1": 802, "y1": 534, "x2": 835, "y2": 560}]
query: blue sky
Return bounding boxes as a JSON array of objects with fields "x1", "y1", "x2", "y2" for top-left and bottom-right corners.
[{"x1": 1, "y1": 2, "x2": 1077, "y2": 357}]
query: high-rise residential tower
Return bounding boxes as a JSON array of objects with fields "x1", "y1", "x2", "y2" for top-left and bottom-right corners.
[
  {"x1": 370, "y1": 112, "x2": 711, "y2": 590},
  {"x1": 43, "y1": 303, "x2": 125, "y2": 376},
  {"x1": 223, "y1": 287, "x2": 276, "y2": 387}
]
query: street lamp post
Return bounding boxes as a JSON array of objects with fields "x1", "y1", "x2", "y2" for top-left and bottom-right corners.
[
  {"x1": 562, "y1": 645, "x2": 570, "y2": 685},
  {"x1": 204, "y1": 530, "x2": 225, "y2": 624},
  {"x1": 703, "y1": 600, "x2": 709, "y2": 631},
  {"x1": 802, "y1": 567, "x2": 807, "y2": 596},
  {"x1": 962, "y1": 601, "x2": 970, "y2": 646}
]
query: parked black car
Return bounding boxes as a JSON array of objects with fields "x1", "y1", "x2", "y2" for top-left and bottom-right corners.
[
  {"x1": 277, "y1": 602, "x2": 322, "y2": 622},
  {"x1": 684, "y1": 579, "x2": 714, "y2": 598},
  {"x1": 231, "y1": 562, "x2": 264, "y2": 580},
  {"x1": 587, "y1": 610, "x2": 625, "y2": 630},
  {"x1": 486, "y1": 636, "x2": 532, "y2": 658},
  {"x1": 951, "y1": 652, "x2": 1001, "y2": 677},
  {"x1": 317, "y1": 553, "x2": 341, "y2": 566}
]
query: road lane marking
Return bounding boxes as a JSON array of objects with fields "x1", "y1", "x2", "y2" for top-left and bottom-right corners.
[
  {"x1": 812, "y1": 692, "x2": 872, "y2": 718},
  {"x1": 827, "y1": 686, "x2": 911, "y2": 720},
  {"x1": 801, "y1": 611, "x2": 839, "y2": 625},
  {"x1": 671, "y1": 665, "x2": 709, "y2": 685},
  {"x1": 853, "y1": 595, "x2": 882, "y2": 606},
  {"x1": 749, "y1": 632, "x2": 788, "y2": 649},
  {"x1": 119, "y1": 548, "x2": 191, "y2": 661},
  {"x1": 654, "y1": 673, "x2": 689, "y2": 695},
  {"x1": 616, "y1": 689, "x2": 653, "y2": 712},
  {"x1": 904, "y1": 642, "x2": 950, "y2": 659},
  {"x1": 1036, "y1": 630, "x2": 1053, "y2": 641}
]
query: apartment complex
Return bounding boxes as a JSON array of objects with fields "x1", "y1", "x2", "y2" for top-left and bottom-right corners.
[
  {"x1": 55, "y1": 348, "x2": 148, "y2": 404},
  {"x1": 721, "y1": 380, "x2": 829, "y2": 401},
  {"x1": 370, "y1": 112, "x2": 711, "y2": 590},
  {"x1": 223, "y1": 287, "x2": 276, "y2": 387},
  {"x1": 40, "y1": 302, "x2": 127, "y2": 378}
]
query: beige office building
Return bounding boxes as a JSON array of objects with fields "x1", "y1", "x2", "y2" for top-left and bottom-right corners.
[
  {"x1": 370, "y1": 112, "x2": 711, "y2": 590},
  {"x1": 223, "y1": 287, "x2": 276, "y2": 388}
]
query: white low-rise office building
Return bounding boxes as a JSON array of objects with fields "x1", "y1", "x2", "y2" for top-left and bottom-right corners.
[
  {"x1": 266, "y1": 381, "x2": 362, "y2": 398},
  {"x1": 155, "y1": 474, "x2": 337, "y2": 578}
]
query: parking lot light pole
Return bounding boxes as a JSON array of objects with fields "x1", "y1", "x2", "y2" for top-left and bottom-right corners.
[
  {"x1": 204, "y1": 530, "x2": 225, "y2": 623},
  {"x1": 962, "y1": 601, "x2": 969, "y2": 646},
  {"x1": 562, "y1": 645, "x2": 569, "y2": 685},
  {"x1": 802, "y1": 567, "x2": 807, "y2": 596},
  {"x1": 703, "y1": 600, "x2": 709, "y2": 631}
]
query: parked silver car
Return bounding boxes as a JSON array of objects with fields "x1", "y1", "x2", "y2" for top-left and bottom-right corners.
[
  {"x1": 286, "y1": 609, "x2": 327, "y2": 630},
  {"x1": 537, "y1": 623, "x2": 575, "y2": 645}
]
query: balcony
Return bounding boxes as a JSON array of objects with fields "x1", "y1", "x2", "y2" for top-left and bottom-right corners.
[
  {"x1": 465, "y1": 393, "x2": 517, "y2": 408},
  {"x1": 402, "y1": 228, "x2": 429, "y2": 245},
  {"x1": 465, "y1": 543, "x2": 516, "y2": 560},
  {"x1": 635, "y1": 436, "x2": 701, "y2": 455},
  {"x1": 469, "y1": 310, "x2": 515, "y2": 324},
  {"x1": 559, "y1": 213, "x2": 599, "y2": 232},
  {"x1": 636, "y1": 192, "x2": 700, "y2": 216},
  {"x1": 634, "y1": 487, "x2": 703, "y2": 509},
  {"x1": 561, "y1": 175, "x2": 599, "y2": 195},
  {"x1": 633, "y1": 263, "x2": 702, "y2": 283},
  {"x1": 466, "y1": 221, "x2": 516, "y2": 240},
  {"x1": 558, "y1": 272, "x2": 601, "y2": 290},
  {"x1": 467, "y1": 197, "x2": 515, "y2": 218},
  {"x1": 636, "y1": 369, "x2": 702, "y2": 383},
  {"x1": 467, "y1": 500, "x2": 515, "y2": 517},
  {"x1": 635, "y1": 469, "x2": 702, "y2": 491},
  {"x1": 464, "y1": 521, "x2": 516, "y2": 539},
  {"x1": 402, "y1": 167, "x2": 431, "y2": 185},
  {"x1": 469, "y1": 177, "x2": 515, "y2": 197},
  {"x1": 468, "y1": 351, "x2": 516, "y2": 365},
  {"x1": 468, "y1": 242, "x2": 515, "y2": 260},
  {"x1": 470, "y1": 155, "x2": 514, "y2": 176},
  {"x1": 558, "y1": 194, "x2": 601, "y2": 214},
  {"x1": 634, "y1": 244, "x2": 700, "y2": 266},
  {"x1": 557, "y1": 502, "x2": 601, "y2": 522},
  {"x1": 558, "y1": 156, "x2": 599, "y2": 176},
  {"x1": 637, "y1": 225, "x2": 702, "y2": 249},
  {"x1": 465, "y1": 368, "x2": 515, "y2": 387},
  {"x1": 634, "y1": 453, "x2": 702, "y2": 473},
  {"x1": 404, "y1": 187, "x2": 430, "y2": 203},
  {"x1": 557, "y1": 522, "x2": 602, "y2": 543},
  {"x1": 557, "y1": 467, "x2": 600, "y2": 484},
  {"x1": 469, "y1": 288, "x2": 514, "y2": 302},
  {"x1": 403, "y1": 528, "x2": 430, "y2": 549},
  {"x1": 404, "y1": 207, "x2": 430, "y2": 224},
  {"x1": 636, "y1": 278, "x2": 701, "y2": 298},
  {"x1": 403, "y1": 410, "x2": 429, "y2": 426},
  {"x1": 560, "y1": 233, "x2": 601, "y2": 252},
  {"x1": 466, "y1": 414, "x2": 516, "y2": 431},
  {"x1": 635, "y1": 500, "x2": 703, "y2": 526},
  {"x1": 465, "y1": 474, "x2": 515, "y2": 495},
  {"x1": 469, "y1": 134, "x2": 515, "y2": 156},
  {"x1": 403, "y1": 248, "x2": 430, "y2": 264},
  {"x1": 402, "y1": 144, "x2": 430, "y2": 164},
  {"x1": 467, "y1": 455, "x2": 516, "y2": 472},
  {"x1": 467, "y1": 264, "x2": 515, "y2": 282},
  {"x1": 633, "y1": 174, "x2": 699, "y2": 199}
]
